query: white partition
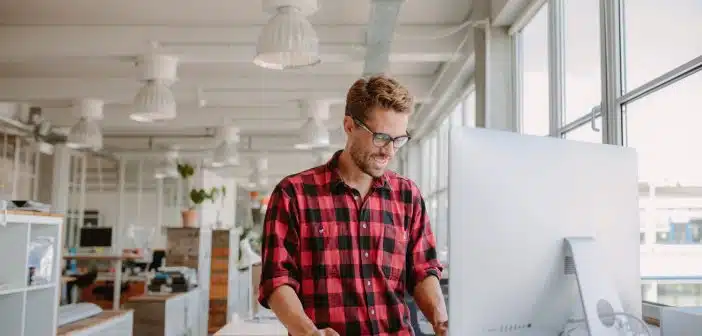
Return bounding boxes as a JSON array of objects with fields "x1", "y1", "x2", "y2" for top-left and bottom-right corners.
[{"x1": 0, "y1": 211, "x2": 62, "y2": 336}]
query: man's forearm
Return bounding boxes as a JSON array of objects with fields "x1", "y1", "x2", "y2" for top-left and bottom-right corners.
[
  {"x1": 413, "y1": 275, "x2": 448, "y2": 327},
  {"x1": 269, "y1": 285, "x2": 318, "y2": 336}
]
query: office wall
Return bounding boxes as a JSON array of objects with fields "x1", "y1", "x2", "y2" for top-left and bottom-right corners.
[
  {"x1": 200, "y1": 169, "x2": 238, "y2": 229},
  {"x1": 68, "y1": 191, "x2": 179, "y2": 249}
]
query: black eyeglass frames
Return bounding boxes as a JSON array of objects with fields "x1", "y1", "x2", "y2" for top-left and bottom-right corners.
[{"x1": 352, "y1": 118, "x2": 411, "y2": 149}]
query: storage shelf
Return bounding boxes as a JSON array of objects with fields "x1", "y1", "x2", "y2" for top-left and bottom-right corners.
[
  {"x1": 2, "y1": 212, "x2": 63, "y2": 227},
  {"x1": 0, "y1": 283, "x2": 55, "y2": 296},
  {"x1": 0, "y1": 212, "x2": 63, "y2": 336}
]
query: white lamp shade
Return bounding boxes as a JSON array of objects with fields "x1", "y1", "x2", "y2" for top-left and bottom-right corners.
[
  {"x1": 131, "y1": 80, "x2": 177, "y2": 122},
  {"x1": 66, "y1": 117, "x2": 103, "y2": 150},
  {"x1": 211, "y1": 142, "x2": 240, "y2": 167},
  {"x1": 294, "y1": 118, "x2": 330, "y2": 149},
  {"x1": 254, "y1": 6, "x2": 321, "y2": 70}
]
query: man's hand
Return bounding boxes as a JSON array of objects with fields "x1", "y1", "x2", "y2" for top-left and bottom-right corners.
[{"x1": 305, "y1": 328, "x2": 340, "y2": 336}]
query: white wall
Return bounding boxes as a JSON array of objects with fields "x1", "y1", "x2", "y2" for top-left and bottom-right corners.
[
  {"x1": 69, "y1": 191, "x2": 180, "y2": 249},
  {"x1": 200, "y1": 169, "x2": 238, "y2": 229}
]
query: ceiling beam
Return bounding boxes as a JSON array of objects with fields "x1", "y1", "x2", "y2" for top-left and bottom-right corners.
[
  {"x1": 362, "y1": 0, "x2": 406, "y2": 76},
  {"x1": 0, "y1": 25, "x2": 462, "y2": 63},
  {"x1": 410, "y1": 27, "x2": 475, "y2": 138},
  {"x1": 102, "y1": 131, "x2": 346, "y2": 152},
  {"x1": 41, "y1": 104, "x2": 348, "y2": 128},
  {"x1": 0, "y1": 76, "x2": 433, "y2": 105}
]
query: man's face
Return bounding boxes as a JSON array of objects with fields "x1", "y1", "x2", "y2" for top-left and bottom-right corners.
[{"x1": 344, "y1": 107, "x2": 409, "y2": 178}]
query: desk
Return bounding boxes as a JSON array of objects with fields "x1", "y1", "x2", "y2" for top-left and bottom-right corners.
[
  {"x1": 63, "y1": 254, "x2": 136, "y2": 310},
  {"x1": 214, "y1": 316, "x2": 287, "y2": 336},
  {"x1": 57, "y1": 310, "x2": 133, "y2": 336}
]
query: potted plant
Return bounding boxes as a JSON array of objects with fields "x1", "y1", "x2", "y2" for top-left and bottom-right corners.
[
  {"x1": 177, "y1": 162, "x2": 196, "y2": 227},
  {"x1": 182, "y1": 188, "x2": 215, "y2": 227},
  {"x1": 177, "y1": 162, "x2": 194, "y2": 180}
]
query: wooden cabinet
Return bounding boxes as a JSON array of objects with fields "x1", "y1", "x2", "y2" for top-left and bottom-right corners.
[
  {"x1": 124, "y1": 290, "x2": 201, "y2": 336},
  {"x1": 208, "y1": 230, "x2": 239, "y2": 334},
  {"x1": 165, "y1": 228, "x2": 212, "y2": 336}
]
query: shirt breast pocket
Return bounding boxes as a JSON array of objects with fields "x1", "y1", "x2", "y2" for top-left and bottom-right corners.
[
  {"x1": 301, "y1": 222, "x2": 341, "y2": 273},
  {"x1": 378, "y1": 223, "x2": 408, "y2": 285}
]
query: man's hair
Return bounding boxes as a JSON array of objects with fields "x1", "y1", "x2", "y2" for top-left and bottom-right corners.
[{"x1": 345, "y1": 74, "x2": 414, "y2": 121}]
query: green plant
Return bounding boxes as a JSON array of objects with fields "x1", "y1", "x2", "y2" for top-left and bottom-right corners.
[
  {"x1": 189, "y1": 188, "x2": 214, "y2": 208},
  {"x1": 177, "y1": 163, "x2": 195, "y2": 180},
  {"x1": 208, "y1": 186, "x2": 227, "y2": 204}
]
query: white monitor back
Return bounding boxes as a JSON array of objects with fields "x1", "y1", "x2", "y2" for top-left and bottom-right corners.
[{"x1": 448, "y1": 127, "x2": 641, "y2": 335}]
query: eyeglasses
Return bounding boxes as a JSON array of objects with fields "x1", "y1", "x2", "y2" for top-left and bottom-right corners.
[{"x1": 353, "y1": 118, "x2": 411, "y2": 149}]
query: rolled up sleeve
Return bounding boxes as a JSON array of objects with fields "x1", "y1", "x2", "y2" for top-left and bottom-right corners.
[
  {"x1": 258, "y1": 181, "x2": 301, "y2": 309},
  {"x1": 406, "y1": 184, "x2": 443, "y2": 295}
]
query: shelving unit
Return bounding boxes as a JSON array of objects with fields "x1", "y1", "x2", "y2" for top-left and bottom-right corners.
[{"x1": 0, "y1": 211, "x2": 63, "y2": 336}]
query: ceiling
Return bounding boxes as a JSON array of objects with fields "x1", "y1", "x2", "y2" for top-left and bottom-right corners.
[{"x1": 0, "y1": 0, "x2": 474, "y2": 184}]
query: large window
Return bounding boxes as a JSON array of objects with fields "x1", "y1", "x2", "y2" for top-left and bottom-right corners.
[
  {"x1": 622, "y1": 0, "x2": 702, "y2": 91},
  {"x1": 519, "y1": 3, "x2": 550, "y2": 136},
  {"x1": 622, "y1": 0, "x2": 702, "y2": 307},
  {"x1": 564, "y1": 0, "x2": 601, "y2": 123}
]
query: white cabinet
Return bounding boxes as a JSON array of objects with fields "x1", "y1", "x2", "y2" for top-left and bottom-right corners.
[
  {"x1": 125, "y1": 289, "x2": 201, "y2": 336},
  {"x1": 0, "y1": 211, "x2": 62, "y2": 336}
]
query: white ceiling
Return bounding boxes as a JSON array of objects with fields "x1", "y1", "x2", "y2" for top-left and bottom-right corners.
[{"x1": 0, "y1": 0, "x2": 474, "y2": 182}]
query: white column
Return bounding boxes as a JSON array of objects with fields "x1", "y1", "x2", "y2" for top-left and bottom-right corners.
[
  {"x1": 472, "y1": 0, "x2": 518, "y2": 132},
  {"x1": 50, "y1": 145, "x2": 71, "y2": 213}
]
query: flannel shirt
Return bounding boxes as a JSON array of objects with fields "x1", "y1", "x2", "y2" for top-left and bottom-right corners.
[{"x1": 258, "y1": 150, "x2": 443, "y2": 336}]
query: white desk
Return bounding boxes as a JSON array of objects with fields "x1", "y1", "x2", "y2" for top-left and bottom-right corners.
[{"x1": 214, "y1": 316, "x2": 287, "y2": 336}]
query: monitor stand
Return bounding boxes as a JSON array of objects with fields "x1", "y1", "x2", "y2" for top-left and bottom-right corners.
[{"x1": 564, "y1": 237, "x2": 625, "y2": 336}]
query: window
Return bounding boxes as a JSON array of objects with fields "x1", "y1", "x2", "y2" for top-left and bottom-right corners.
[
  {"x1": 463, "y1": 91, "x2": 476, "y2": 127},
  {"x1": 625, "y1": 68, "x2": 702, "y2": 306},
  {"x1": 450, "y1": 102, "x2": 463, "y2": 128},
  {"x1": 564, "y1": 0, "x2": 601, "y2": 123},
  {"x1": 519, "y1": 3, "x2": 550, "y2": 136},
  {"x1": 563, "y1": 117, "x2": 602, "y2": 143},
  {"x1": 622, "y1": 0, "x2": 702, "y2": 91}
]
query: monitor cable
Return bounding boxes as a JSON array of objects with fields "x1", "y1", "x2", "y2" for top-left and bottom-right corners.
[{"x1": 559, "y1": 312, "x2": 653, "y2": 336}]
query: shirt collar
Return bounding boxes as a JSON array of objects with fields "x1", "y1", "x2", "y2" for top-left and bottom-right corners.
[{"x1": 325, "y1": 150, "x2": 391, "y2": 192}]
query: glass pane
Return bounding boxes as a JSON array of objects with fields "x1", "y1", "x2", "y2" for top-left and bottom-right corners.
[
  {"x1": 623, "y1": 0, "x2": 702, "y2": 91},
  {"x1": 420, "y1": 139, "x2": 431, "y2": 193},
  {"x1": 450, "y1": 102, "x2": 463, "y2": 127},
  {"x1": 563, "y1": 118, "x2": 602, "y2": 143},
  {"x1": 564, "y1": 0, "x2": 601, "y2": 124},
  {"x1": 521, "y1": 3, "x2": 550, "y2": 136},
  {"x1": 437, "y1": 190, "x2": 448, "y2": 264},
  {"x1": 429, "y1": 135, "x2": 438, "y2": 193},
  {"x1": 438, "y1": 119, "x2": 449, "y2": 189},
  {"x1": 626, "y1": 69, "x2": 702, "y2": 306},
  {"x1": 463, "y1": 91, "x2": 476, "y2": 127}
]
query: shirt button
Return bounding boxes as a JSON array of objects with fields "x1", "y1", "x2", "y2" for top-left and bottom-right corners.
[
  {"x1": 367, "y1": 280, "x2": 371, "y2": 286},
  {"x1": 370, "y1": 308, "x2": 375, "y2": 315},
  {"x1": 362, "y1": 223, "x2": 367, "y2": 229},
  {"x1": 364, "y1": 252, "x2": 369, "y2": 258},
  {"x1": 319, "y1": 227, "x2": 324, "y2": 233}
]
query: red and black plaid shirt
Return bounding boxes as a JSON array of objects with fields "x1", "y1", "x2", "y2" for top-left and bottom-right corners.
[{"x1": 258, "y1": 150, "x2": 443, "y2": 336}]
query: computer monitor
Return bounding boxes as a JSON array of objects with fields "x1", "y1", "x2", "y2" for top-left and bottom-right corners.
[
  {"x1": 79, "y1": 227, "x2": 113, "y2": 247},
  {"x1": 448, "y1": 127, "x2": 642, "y2": 335}
]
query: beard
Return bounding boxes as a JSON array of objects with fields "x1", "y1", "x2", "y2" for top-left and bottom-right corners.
[{"x1": 348, "y1": 141, "x2": 391, "y2": 178}]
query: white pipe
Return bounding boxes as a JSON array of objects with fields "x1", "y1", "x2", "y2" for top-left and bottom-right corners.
[
  {"x1": 136, "y1": 159, "x2": 143, "y2": 225},
  {"x1": 11, "y1": 136, "x2": 20, "y2": 198},
  {"x1": 32, "y1": 150, "x2": 40, "y2": 200},
  {"x1": 156, "y1": 178, "x2": 163, "y2": 230},
  {"x1": 78, "y1": 154, "x2": 87, "y2": 232}
]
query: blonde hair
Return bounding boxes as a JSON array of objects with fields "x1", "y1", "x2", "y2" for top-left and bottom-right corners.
[{"x1": 345, "y1": 74, "x2": 414, "y2": 121}]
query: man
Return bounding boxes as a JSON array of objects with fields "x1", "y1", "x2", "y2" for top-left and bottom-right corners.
[{"x1": 259, "y1": 75, "x2": 448, "y2": 336}]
